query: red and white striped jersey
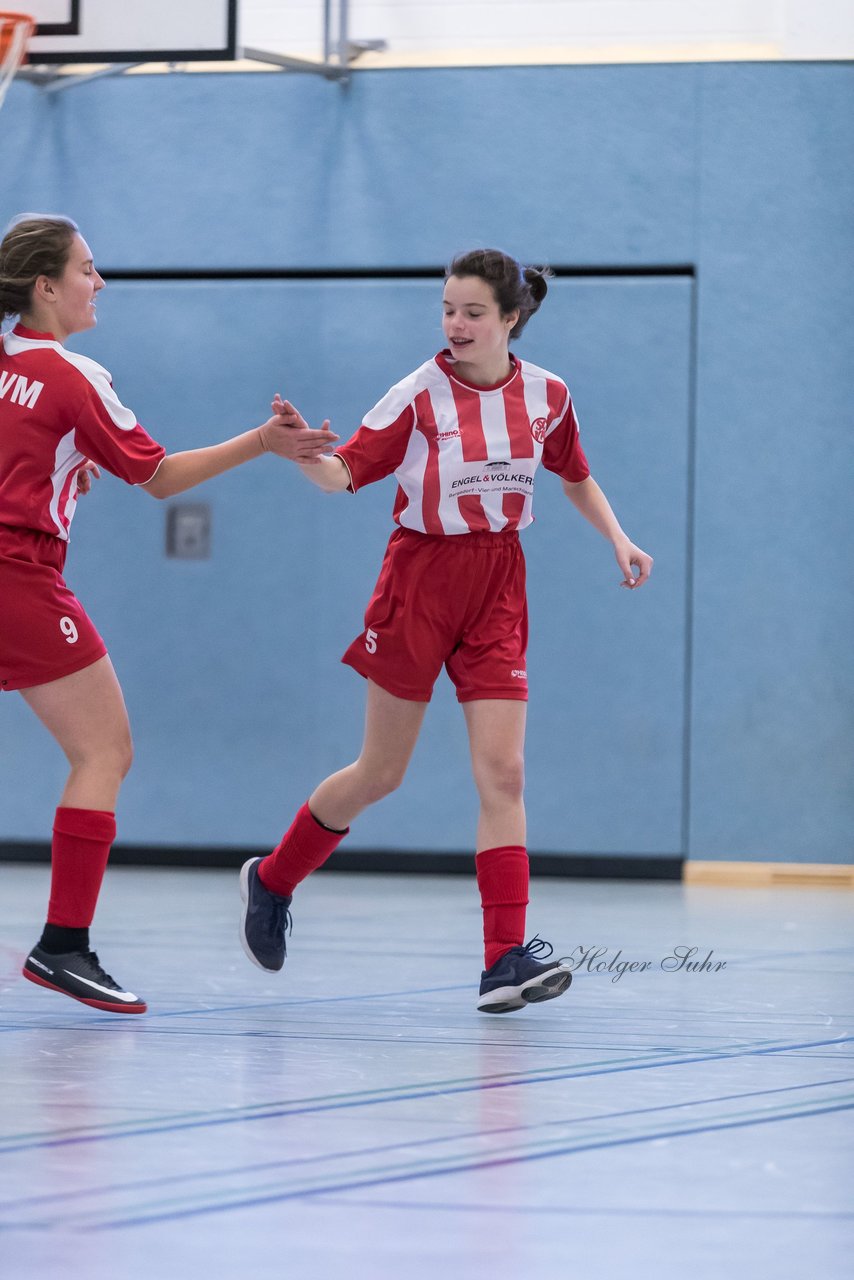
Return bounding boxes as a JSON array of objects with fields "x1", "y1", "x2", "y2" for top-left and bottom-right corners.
[
  {"x1": 336, "y1": 351, "x2": 590, "y2": 535},
  {"x1": 0, "y1": 324, "x2": 165, "y2": 542}
]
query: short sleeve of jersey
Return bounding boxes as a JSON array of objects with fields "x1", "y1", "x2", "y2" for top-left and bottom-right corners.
[
  {"x1": 72, "y1": 368, "x2": 165, "y2": 485},
  {"x1": 334, "y1": 391, "x2": 416, "y2": 493},
  {"x1": 541, "y1": 389, "x2": 590, "y2": 483}
]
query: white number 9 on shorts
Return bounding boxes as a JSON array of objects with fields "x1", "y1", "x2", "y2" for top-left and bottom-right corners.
[{"x1": 59, "y1": 616, "x2": 79, "y2": 645}]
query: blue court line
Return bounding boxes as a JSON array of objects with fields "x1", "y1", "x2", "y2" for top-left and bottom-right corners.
[
  {"x1": 5, "y1": 999, "x2": 849, "y2": 1040},
  {"x1": 785, "y1": 1051, "x2": 854, "y2": 1061},
  {"x1": 3, "y1": 1074, "x2": 851, "y2": 1213},
  {"x1": 3, "y1": 982, "x2": 851, "y2": 1028},
  {"x1": 0, "y1": 1029, "x2": 800, "y2": 1145},
  {"x1": 2, "y1": 1021, "x2": 786, "y2": 1058},
  {"x1": 1, "y1": 1033, "x2": 850, "y2": 1155},
  {"x1": 3, "y1": 1020, "x2": 748, "y2": 1059},
  {"x1": 85, "y1": 1097, "x2": 854, "y2": 1230},
  {"x1": 317, "y1": 1198, "x2": 854, "y2": 1221},
  {"x1": 0, "y1": 982, "x2": 473, "y2": 1030}
]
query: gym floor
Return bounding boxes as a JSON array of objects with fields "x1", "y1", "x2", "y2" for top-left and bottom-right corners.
[{"x1": 1, "y1": 865, "x2": 852, "y2": 1279}]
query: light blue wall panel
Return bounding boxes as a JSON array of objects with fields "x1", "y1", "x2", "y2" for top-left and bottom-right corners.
[
  {"x1": 0, "y1": 277, "x2": 690, "y2": 854},
  {"x1": 690, "y1": 65, "x2": 854, "y2": 861},
  {"x1": 521, "y1": 277, "x2": 691, "y2": 854},
  {"x1": 1, "y1": 65, "x2": 697, "y2": 268},
  {"x1": 2, "y1": 62, "x2": 852, "y2": 863}
]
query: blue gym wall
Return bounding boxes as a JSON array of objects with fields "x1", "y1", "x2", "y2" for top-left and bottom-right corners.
[{"x1": 1, "y1": 63, "x2": 851, "y2": 863}]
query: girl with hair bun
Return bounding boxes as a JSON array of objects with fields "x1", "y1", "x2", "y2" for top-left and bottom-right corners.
[
  {"x1": 0, "y1": 213, "x2": 337, "y2": 1014},
  {"x1": 240, "y1": 247, "x2": 652, "y2": 1015}
]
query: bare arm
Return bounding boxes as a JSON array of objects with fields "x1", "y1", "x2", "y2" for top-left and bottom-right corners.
[
  {"x1": 140, "y1": 409, "x2": 339, "y2": 499},
  {"x1": 297, "y1": 453, "x2": 351, "y2": 492},
  {"x1": 562, "y1": 475, "x2": 653, "y2": 589},
  {"x1": 271, "y1": 394, "x2": 350, "y2": 493}
]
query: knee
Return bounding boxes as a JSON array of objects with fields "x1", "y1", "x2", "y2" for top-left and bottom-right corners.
[
  {"x1": 72, "y1": 731, "x2": 133, "y2": 782},
  {"x1": 101, "y1": 725, "x2": 134, "y2": 781},
  {"x1": 115, "y1": 733, "x2": 134, "y2": 780},
  {"x1": 475, "y1": 752, "x2": 525, "y2": 804},
  {"x1": 357, "y1": 761, "x2": 408, "y2": 806}
]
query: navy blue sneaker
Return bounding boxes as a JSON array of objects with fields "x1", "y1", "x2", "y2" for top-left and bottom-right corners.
[
  {"x1": 477, "y1": 936, "x2": 572, "y2": 1014},
  {"x1": 239, "y1": 858, "x2": 293, "y2": 972}
]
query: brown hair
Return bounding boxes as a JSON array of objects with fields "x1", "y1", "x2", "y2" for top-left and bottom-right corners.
[
  {"x1": 446, "y1": 248, "x2": 552, "y2": 339},
  {"x1": 0, "y1": 214, "x2": 79, "y2": 323}
]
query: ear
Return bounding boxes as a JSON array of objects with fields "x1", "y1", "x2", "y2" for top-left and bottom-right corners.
[
  {"x1": 32, "y1": 274, "x2": 59, "y2": 306},
  {"x1": 505, "y1": 308, "x2": 520, "y2": 332}
]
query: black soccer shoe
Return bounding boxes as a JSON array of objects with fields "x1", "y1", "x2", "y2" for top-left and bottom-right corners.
[
  {"x1": 239, "y1": 857, "x2": 293, "y2": 971},
  {"x1": 22, "y1": 944, "x2": 147, "y2": 1014},
  {"x1": 477, "y1": 936, "x2": 572, "y2": 1014}
]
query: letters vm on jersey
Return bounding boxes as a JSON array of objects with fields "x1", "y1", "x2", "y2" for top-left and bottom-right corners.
[{"x1": 0, "y1": 326, "x2": 165, "y2": 541}]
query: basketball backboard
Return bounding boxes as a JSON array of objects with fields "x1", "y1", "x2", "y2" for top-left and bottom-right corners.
[{"x1": 26, "y1": 0, "x2": 237, "y2": 64}]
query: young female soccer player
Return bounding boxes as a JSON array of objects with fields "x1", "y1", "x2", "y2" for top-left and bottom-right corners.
[
  {"x1": 0, "y1": 213, "x2": 337, "y2": 1015},
  {"x1": 240, "y1": 247, "x2": 653, "y2": 1014}
]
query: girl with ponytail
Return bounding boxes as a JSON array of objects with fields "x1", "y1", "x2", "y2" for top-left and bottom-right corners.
[
  {"x1": 1, "y1": 213, "x2": 336, "y2": 1014},
  {"x1": 239, "y1": 247, "x2": 653, "y2": 1015}
]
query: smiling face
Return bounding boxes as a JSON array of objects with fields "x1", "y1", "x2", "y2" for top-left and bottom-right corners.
[
  {"x1": 442, "y1": 274, "x2": 519, "y2": 385},
  {"x1": 26, "y1": 233, "x2": 104, "y2": 341}
]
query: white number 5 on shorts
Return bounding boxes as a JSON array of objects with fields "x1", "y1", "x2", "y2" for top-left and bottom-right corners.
[{"x1": 365, "y1": 628, "x2": 378, "y2": 654}]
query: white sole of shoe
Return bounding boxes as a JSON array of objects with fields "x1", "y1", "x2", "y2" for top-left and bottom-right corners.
[{"x1": 477, "y1": 965, "x2": 572, "y2": 1014}]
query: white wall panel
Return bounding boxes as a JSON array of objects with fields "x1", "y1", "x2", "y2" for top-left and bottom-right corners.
[{"x1": 240, "y1": 0, "x2": 853, "y2": 63}]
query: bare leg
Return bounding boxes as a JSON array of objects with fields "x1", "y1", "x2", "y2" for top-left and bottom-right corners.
[
  {"x1": 462, "y1": 699, "x2": 527, "y2": 851},
  {"x1": 309, "y1": 680, "x2": 428, "y2": 830},
  {"x1": 18, "y1": 658, "x2": 147, "y2": 1012},
  {"x1": 20, "y1": 655, "x2": 133, "y2": 810}
]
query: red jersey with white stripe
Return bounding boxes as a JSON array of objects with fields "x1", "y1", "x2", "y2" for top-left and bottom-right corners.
[
  {"x1": 335, "y1": 351, "x2": 590, "y2": 535},
  {"x1": 0, "y1": 324, "x2": 165, "y2": 542}
]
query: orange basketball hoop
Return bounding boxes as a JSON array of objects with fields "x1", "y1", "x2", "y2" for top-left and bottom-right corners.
[{"x1": 0, "y1": 11, "x2": 34, "y2": 109}]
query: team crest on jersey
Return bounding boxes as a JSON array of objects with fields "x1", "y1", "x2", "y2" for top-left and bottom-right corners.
[{"x1": 530, "y1": 417, "x2": 548, "y2": 443}]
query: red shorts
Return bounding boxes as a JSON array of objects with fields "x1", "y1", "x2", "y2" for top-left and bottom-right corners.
[
  {"x1": 0, "y1": 525, "x2": 107, "y2": 692},
  {"x1": 342, "y1": 527, "x2": 529, "y2": 703}
]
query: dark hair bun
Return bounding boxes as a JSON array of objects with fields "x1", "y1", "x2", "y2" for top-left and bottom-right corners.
[{"x1": 523, "y1": 266, "x2": 551, "y2": 306}]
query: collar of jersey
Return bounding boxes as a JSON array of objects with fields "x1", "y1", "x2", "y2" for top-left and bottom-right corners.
[
  {"x1": 435, "y1": 350, "x2": 520, "y2": 392},
  {"x1": 14, "y1": 323, "x2": 60, "y2": 343}
]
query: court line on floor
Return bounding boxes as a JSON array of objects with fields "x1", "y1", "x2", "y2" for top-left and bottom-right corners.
[
  {"x1": 1, "y1": 1033, "x2": 850, "y2": 1154},
  {"x1": 3, "y1": 1074, "x2": 850, "y2": 1214},
  {"x1": 3, "y1": 982, "x2": 850, "y2": 1030},
  {"x1": 0, "y1": 982, "x2": 473, "y2": 1029},
  {"x1": 38, "y1": 1094, "x2": 854, "y2": 1230},
  {"x1": 317, "y1": 1197, "x2": 854, "y2": 1221}
]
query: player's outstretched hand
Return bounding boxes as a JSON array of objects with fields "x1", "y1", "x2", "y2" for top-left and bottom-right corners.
[
  {"x1": 259, "y1": 395, "x2": 338, "y2": 464},
  {"x1": 615, "y1": 539, "x2": 653, "y2": 589},
  {"x1": 76, "y1": 460, "x2": 101, "y2": 495}
]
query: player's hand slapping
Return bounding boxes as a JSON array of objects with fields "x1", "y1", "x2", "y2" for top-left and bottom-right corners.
[{"x1": 258, "y1": 395, "x2": 337, "y2": 465}]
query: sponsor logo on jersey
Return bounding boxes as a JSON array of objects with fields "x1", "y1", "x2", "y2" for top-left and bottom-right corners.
[
  {"x1": 437, "y1": 429, "x2": 461, "y2": 441},
  {"x1": 450, "y1": 472, "x2": 534, "y2": 490},
  {"x1": 0, "y1": 370, "x2": 44, "y2": 409},
  {"x1": 531, "y1": 417, "x2": 548, "y2": 443},
  {"x1": 511, "y1": 669, "x2": 527, "y2": 680}
]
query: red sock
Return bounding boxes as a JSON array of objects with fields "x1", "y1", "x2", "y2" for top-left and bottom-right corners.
[
  {"x1": 258, "y1": 802, "x2": 348, "y2": 897},
  {"x1": 476, "y1": 844, "x2": 529, "y2": 970},
  {"x1": 46, "y1": 807, "x2": 117, "y2": 928}
]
